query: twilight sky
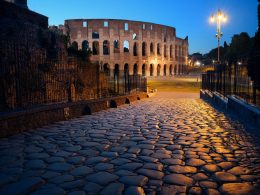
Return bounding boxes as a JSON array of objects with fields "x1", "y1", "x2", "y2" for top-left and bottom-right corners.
[{"x1": 28, "y1": 0, "x2": 258, "y2": 54}]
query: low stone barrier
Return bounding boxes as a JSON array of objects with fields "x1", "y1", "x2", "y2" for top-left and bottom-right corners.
[
  {"x1": 0, "y1": 93, "x2": 148, "y2": 138},
  {"x1": 227, "y1": 95, "x2": 260, "y2": 127},
  {"x1": 200, "y1": 89, "x2": 260, "y2": 128}
]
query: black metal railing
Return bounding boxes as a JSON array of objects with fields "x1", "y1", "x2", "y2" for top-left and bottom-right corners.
[{"x1": 202, "y1": 64, "x2": 260, "y2": 107}]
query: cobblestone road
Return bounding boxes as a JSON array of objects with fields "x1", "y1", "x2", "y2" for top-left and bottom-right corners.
[{"x1": 0, "y1": 93, "x2": 260, "y2": 194}]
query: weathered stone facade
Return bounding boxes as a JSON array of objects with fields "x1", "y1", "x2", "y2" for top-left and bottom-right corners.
[
  {"x1": 64, "y1": 19, "x2": 189, "y2": 77},
  {"x1": 0, "y1": 1, "x2": 109, "y2": 111}
]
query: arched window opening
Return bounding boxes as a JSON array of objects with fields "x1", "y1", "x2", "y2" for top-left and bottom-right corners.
[
  {"x1": 124, "y1": 64, "x2": 130, "y2": 93},
  {"x1": 92, "y1": 41, "x2": 99, "y2": 55},
  {"x1": 82, "y1": 40, "x2": 89, "y2": 50},
  {"x1": 103, "y1": 63, "x2": 110, "y2": 77},
  {"x1": 71, "y1": 41, "x2": 78, "y2": 50},
  {"x1": 169, "y1": 64, "x2": 173, "y2": 76},
  {"x1": 133, "y1": 33, "x2": 137, "y2": 40},
  {"x1": 123, "y1": 40, "x2": 130, "y2": 53},
  {"x1": 150, "y1": 64, "x2": 154, "y2": 76},
  {"x1": 150, "y1": 43, "x2": 154, "y2": 54},
  {"x1": 114, "y1": 40, "x2": 120, "y2": 53},
  {"x1": 163, "y1": 64, "x2": 167, "y2": 76},
  {"x1": 157, "y1": 43, "x2": 161, "y2": 55},
  {"x1": 134, "y1": 64, "x2": 138, "y2": 75},
  {"x1": 114, "y1": 64, "x2": 119, "y2": 93},
  {"x1": 157, "y1": 64, "x2": 161, "y2": 76},
  {"x1": 142, "y1": 42, "x2": 146, "y2": 56},
  {"x1": 103, "y1": 40, "x2": 110, "y2": 55},
  {"x1": 92, "y1": 32, "x2": 99, "y2": 39},
  {"x1": 164, "y1": 45, "x2": 167, "y2": 57},
  {"x1": 170, "y1": 45, "x2": 173, "y2": 58},
  {"x1": 133, "y1": 42, "x2": 138, "y2": 56},
  {"x1": 174, "y1": 65, "x2": 177, "y2": 75},
  {"x1": 142, "y1": 64, "x2": 146, "y2": 76}
]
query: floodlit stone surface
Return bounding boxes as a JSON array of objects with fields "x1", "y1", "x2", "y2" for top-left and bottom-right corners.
[{"x1": 0, "y1": 92, "x2": 259, "y2": 194}]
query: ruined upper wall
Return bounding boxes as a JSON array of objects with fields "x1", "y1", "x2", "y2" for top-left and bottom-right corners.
[
  {"x1": 0, "y1": 1, "x2": 48, "y2": 28},
  {"x1": 2, "y1": 0, "x2": 28, "y2": 9},
  {"x1": 65, "y1": 19, "x2": 176, "y2": 41}
]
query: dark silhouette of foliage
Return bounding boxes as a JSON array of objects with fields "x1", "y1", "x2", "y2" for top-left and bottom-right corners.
[{"x1": 247, "y1": 2, "x2": 260, "y2": 90}]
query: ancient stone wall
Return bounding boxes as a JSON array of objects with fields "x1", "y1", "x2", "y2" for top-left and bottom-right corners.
[
  {"x1": 0, "y1": 2, "x2": 110, "y2": 112},
  {"x1": 64, "y1": 19, "x2": 189, "y2": 78},
  {"x1": 0, "y1": 1, "x2": 47, "y2": 28}
]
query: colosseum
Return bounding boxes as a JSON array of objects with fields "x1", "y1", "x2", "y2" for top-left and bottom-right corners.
[{"x1": 65, "y1": 19, "x2": 189, "y2": 79}]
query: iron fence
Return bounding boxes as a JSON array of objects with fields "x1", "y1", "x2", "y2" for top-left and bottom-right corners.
[{"x1": 202, "y1": 64, "x2": 260, "y2": 107}]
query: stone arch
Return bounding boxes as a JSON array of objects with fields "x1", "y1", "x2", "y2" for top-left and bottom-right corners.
[
  {"x1": 142, "y1": 42, "x2": 147, "y2": 56},
  {"x1": 92, "y1": 41, "x2": 99, "y2": 55},
  {"x1": 133, "y1": 64, "x2": 138, "y2": 75},
  {"x1": 133, "y1": 42, "x2": 138, "y2": 56},
  {"x1": 157, "y1": 64, "x2": 161, "y2": 76},
  {"x1": 114, "y1": 40, "x2": 120, "y2": 53},
  {"x1": 150, "y1": 43, "x2": 154, "y2": 54},
  {"x1": 169, "y1": 64, "x2": 173, "y2": 76},
  {"x1": 133, "y1": 33, "x2": 137, "y2": 40},
  {"x1": 110, "y1": 100, "x2": 117, "y2": 108},
  {"x1": 125, "y1": 98, "x2": 130, "y2": 104},
  {"x1": 170, "y1": 45, "x2": 173, "y2": 58},
  {"x1": 157, "y1": 43, "x2": 161, "y2": 55},
  {"x1": 142, "y1": 64, "x2": 146, "y2": 76},
  {"x1": 150, "y1": 64, "x2": 154, "y2": 76},
  {"x1": 103, "y1": 63, "x2": 110, "y2": 77},
  {"x1": 164, "y1": 45, "x2": 167, "y2": 57},
  {"x1": 103, "y1": 40, "x2": 110, "y2": 55},
  {"x1": 164, "y1": 36, "x2": 167, "y2": 42},
  {"x1": 71, "y1": 41, "x2": 78, "y2": 50},
  {"x1": 82, "y1": 105, "x2": 91, "y2": 115},
  {"x1": 163, "y1": 64, "x2": 167, "y2": 76},
  {"x1": 174, "y1": 65, "x2": 177, "y2": 75},
  {"x1": 175, "y1": 45, "x2": 178, "y2": 58},
  {"x1": 114, "y1": 64, "x2": 119, "y2": 93},
  {"x1": 124, "y1": 64, "x2": 130, "y2": 93},
  {"x1": 123, "y1": 40, "x2": 130, "y2": 53},
  {"x1": 82, "y1": 40, "x2": 89, "y2": 50}
]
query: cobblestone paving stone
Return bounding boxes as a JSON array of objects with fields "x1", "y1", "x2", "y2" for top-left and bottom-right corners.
[{"x1": 0, "y1": 94, "x2": 260, "y2": 194}]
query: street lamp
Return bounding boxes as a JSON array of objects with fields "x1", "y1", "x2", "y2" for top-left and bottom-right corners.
[{"x1": 210, "y1": 9, "x2": 227, "y2": 63}]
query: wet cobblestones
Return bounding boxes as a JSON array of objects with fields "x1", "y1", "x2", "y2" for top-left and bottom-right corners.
[{"x1": 0, "y1": 94, "x2": 259, "y2": 194}]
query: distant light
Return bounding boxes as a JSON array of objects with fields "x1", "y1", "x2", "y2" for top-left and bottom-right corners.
[
  {"x1": 195, "y1": 61, "x2": 201, "y2": 66},
  {"x1": 223, "y1": 15, "x2": 227, "y2": 23},
  {"x1": 210, "y1": 15, "x2": 215, "y2": 23},
  {"x1": 238, "y1": 62, "x2": 242, "y2": 65}
]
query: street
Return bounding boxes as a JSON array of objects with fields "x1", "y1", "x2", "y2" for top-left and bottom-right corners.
[{"x1": 0, "y1": 92, "x2": 259, "y2": 194}]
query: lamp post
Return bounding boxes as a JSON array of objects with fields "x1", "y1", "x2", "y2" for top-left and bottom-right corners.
[{"x1": 210, "y1": 9, "x2": 227, "y2": 63}]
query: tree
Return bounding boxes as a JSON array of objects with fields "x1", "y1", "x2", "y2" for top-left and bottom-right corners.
[
  {"x1": 228, "y1": 32, "x2": 253, "y2": 58},
  {"x1": 247, "y1": 1, "x2": 260, "y2": 94}
]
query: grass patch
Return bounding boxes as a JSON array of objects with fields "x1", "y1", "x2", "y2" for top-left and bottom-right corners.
[{"x1": 147, "y1": 77, "x2": 201, "y2": 92}]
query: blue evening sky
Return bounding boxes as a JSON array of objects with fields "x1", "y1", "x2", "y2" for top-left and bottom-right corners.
[{"x1": 28, "y1": 0, "x2": 258, "y2": 54}]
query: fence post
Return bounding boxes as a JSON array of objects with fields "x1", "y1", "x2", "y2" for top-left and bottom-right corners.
[{"x1": 253, "y1": 81, "x2": 257, "y2": 105}]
